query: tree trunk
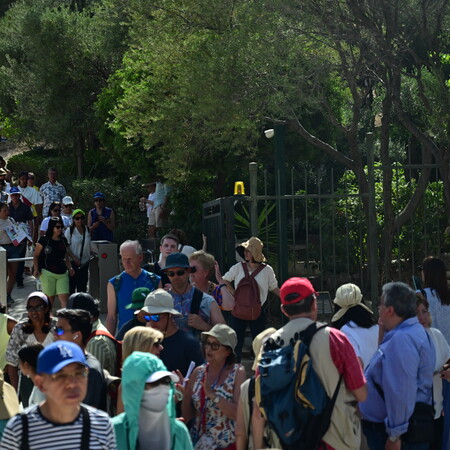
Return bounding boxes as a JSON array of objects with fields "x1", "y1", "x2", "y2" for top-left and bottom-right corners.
[
  {"x1": 439, "y1": 151, "x2": 450, "y2": 225},
  {"x1": 75, "y1": 132, "x2": 84, "y2": 178}
]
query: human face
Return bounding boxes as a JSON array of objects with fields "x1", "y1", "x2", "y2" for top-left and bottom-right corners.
[
  {"x1": 62, "y1": 204, "x2": 73, "y2": 214},
  {"x1": 144, "y1": 312, "x2": 170, "y2": 333},
  {"x1": 10, "y1": 193, "x2": 20, "y2": 206},
  {"x1": 94, "y1": 198, "x2": 105, "y2": 208},
  {"x1": 54, "y1": 318, "x2": 77, "y2": 342},
  {"x1": 48, "y1": 170, "x2": 57, "y2": 184},
  {"x1": 51, "y1": 222, "x2": 63, "y2": 239},
  {"x1": 160, "y1": 238, "x2": 178, "y2": 258},
  {"x1": 189, "y1": 260, "x2": 209, "y2": 285},
  {"x1": 203, "y1": 337, "x2": 229, "y2": 364},
  {"x1": 36, "y1": 362, "x2": 88, "y2": 407},
  {"x1": 73, "y1": 214, "x2": 85, "y2": 224},
  {"x1": 166, "y1": 266, "x2": 190, "y2": 290},
  {"x1": 378, "y1": 295, "x2": 393, "y2": 330},
  {"x1": 244, "y1": 249, "x2": 254, "y2": 263},
  {"x1": 151, "y1": 339, "x2": 164, "y2": 357},
  {"x1": 416, "y1": 303, "x2": 431, "y2": 328},
  {"x1": 27, "y1": 176, "x2": 35, "y2": 187},
  {"x1": 120, "y1": 247, "x2": 143, "y2": 274},
  {"x1": 0, "y1": 205, "x2": 8, "y2": 220},
  {"x1": 51, "y1": 205, "x2": 61, "y2": 217},
  {"x1": 19, "y1": 175, "x2": 28, "y2": 188},
  {"x1": 27, "y1": 298, "x2": 48, "y2": 322}
]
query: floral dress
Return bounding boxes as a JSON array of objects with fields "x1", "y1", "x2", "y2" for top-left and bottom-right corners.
[{"x1": 191, "y1": 363, "x2": 239, "y2": 449}]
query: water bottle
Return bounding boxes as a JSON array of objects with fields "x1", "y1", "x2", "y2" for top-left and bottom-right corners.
[{"x1": 35, "y1": 278, "x2": 42, "y2": 291}]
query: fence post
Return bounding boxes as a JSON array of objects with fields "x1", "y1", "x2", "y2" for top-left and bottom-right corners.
[
  {"x1": 366, "y1": 132, "x2": 379, "y2": 311},
  {"x1": 0, "y1": 247, "x2": 6, "y2": 307},
  {"x1": 249, "y1": 162, "x2": 258, "y2": 237}
]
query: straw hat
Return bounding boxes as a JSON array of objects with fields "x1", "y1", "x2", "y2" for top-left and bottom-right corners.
[
  {"x1": 331, "y1": 283, "x2": 373, "y2": 322},
  {"x1": 236, "y1": 237, "x2": 266, "y2": 263}
]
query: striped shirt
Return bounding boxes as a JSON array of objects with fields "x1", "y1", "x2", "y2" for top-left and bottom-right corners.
[{"x1": 0, "y1": 404, "x2": 117, "y2": 449}]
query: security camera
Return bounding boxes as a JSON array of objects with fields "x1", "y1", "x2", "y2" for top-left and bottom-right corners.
[{"x1": 264, "y1": 129, "x2": 275, "y2": 139}]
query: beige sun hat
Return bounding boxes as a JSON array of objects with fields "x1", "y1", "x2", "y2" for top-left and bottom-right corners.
[
  {"x1": 140, "y1": 289, "x2": 181, "y2": 316},
  {"x1": 252, "y1": 327, "x2": 276, "y2": 371},
  {"x1": 201, "y1": 324, "x2": 237, "y2": 351},
  {"x1": 0, "y1": 371, "x2": 19, "y2": 420},
  {"x1": 332, "y1": 283, "x2": 373, "y2": 322},
  {"x1": 236, "y1": 237, "x2": 266, "y2": 263}
]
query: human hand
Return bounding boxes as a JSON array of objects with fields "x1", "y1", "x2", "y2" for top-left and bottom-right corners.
[
  {"x1": 440, "y1": 364, "x2": 450, "y2": 380},
  {"x1": 188, "y1": 313, "x2": 208, "y2": 330},
  {"x1": 33, "y1": 269, "x2": 40, "y2": 278},
  {"x1": 385, "y1": 438, "x2": 401, "y2": 450},
  {"x1": 214, "y1": 261, "x2": 223, "y2": 282},
  {"x1": 163, "y1": 283, "x2": 172, "y2": 291},
  {"x1": 200, "y1": 381, "x2": 214, "y2": 401}
]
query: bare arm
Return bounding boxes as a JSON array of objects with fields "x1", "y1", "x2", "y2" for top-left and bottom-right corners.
[
  {"x1": 33, "y1": 243, "x2": 43, "y2": 277},
  {"x1": 87, "y1": 211, "x2": 93, "y2": 228},
  {"x1": 235, "y1": 396, "x2": 248, "y2": 450},
  {"x1": 104, "y1": 210, "x2": 115, "y2": 231},
  {"x1": 351, "y1": 384, "x2": 368, "y2": 402},
  {"x1": 272, "y1": 287, "x2": 280, "y2": 297},
  {"x1": 251, "y1": 397, "x2": 266, "y2": 450},
  {"x1": 7, "y1": 317, "x2": 17, "y2": 335},
  {"x1": 106, "y1": 282, "x2": 117, "y2": 335},
  {"x1": 181, "y1": 367, "x2": 199, "y2": 423},
  {"x1": 7, "y1": 365, "x2": 19, "y2": 391},
  {"x1": 210, "y1": 301, "x2": 226, "y2": 326},
  {"x1": 215, "y1": 262, "x2": 234, "y2": 310}
]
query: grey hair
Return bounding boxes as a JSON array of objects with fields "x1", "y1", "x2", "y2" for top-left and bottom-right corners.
[
  {"x1": 120, "y1": 240, "x2": 143, "y2": 255},
  {"x1": 382, "y1": 282, "x2": 416, "y2": 319}
]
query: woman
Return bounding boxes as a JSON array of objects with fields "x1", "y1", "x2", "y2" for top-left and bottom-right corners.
[
  {"x1": 416, "y1": 293, "x2": 450, "y2": 450},
  {"x1": 39, "y1": 201, "x2": 70, "y2": 235},
  {"x1": 64, "y1": 209, "x2": 91, "y2": 294},
  {"x1": 33, "y1": 216, "x2": 74, "y2": 308},
  {"x1": 0, "y1": 202, "x2": 24, "y2": 304},
  {"x1": 330, "y1": 283, "x2": 378, "y2": 369},
  {"x1": 182, "y1": 324, "x2": 247, "y2": 449},
  {"x1": 87, "y1": 192, "x2": 115, "y2": 241},
  {"x1": 5, "y1": 291, "x2": 56, "y2": 406},
  {"x1": 189, "y1": 251, "x2": 235, "y2": 311},
  {"x1": 18, "y1": 343, "x2": 45, "y2": 406},
  {"x1": 222, "y1": 237, "x2": 280, "y2": 361},
  {"x1": 113, "y1": 352, "x2": 193, "y2": 450}
]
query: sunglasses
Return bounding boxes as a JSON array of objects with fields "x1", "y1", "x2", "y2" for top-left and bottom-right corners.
[
  {"x1": 73, "y1": 216, "x2": 84, "y2": 221},
  {"x1": 166, "y1": 270, "x2": 186, "y2": 277},
  {"x1": 50, "y1": 367, "x2": 88, "y2": 383},
  {"x1": 203, "y1": 341, "x2": 222, "y2": 351},
  {"x1": 54, "y1": 327, "x2": 73, "y2": 336},
  {"x1": 54, "y1": 225, "x2": 63, "y2": 229},
  {"x1": 52, "y1": 208, "x2": 61, "y2": 212},
  {"x1": 26, "y1": 304, "x2": 46, "y2": 312},
  {"x1": 143, "y1": 314, "x2": 161, "y2": 322}
]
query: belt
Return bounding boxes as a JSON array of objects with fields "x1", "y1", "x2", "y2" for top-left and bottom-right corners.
[{"x1": 361, "y1": 420, "x2": 385, "y2": 432}]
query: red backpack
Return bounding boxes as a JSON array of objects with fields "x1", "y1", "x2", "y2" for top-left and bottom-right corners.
[
  {"x1": 88, "y1": 329, "x2": 123, "y2": 377},
  {"x1": 232, "y1": 262, "x2": 266, "y2": 320}
]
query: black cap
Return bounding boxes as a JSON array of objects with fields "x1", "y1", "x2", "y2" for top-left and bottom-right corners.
[{"x1": 67, "y1": 292, "x2": 99, "y2": 318}]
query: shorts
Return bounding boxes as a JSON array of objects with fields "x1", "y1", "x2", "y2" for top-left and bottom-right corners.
[
  {"x1": 148, "y1": 205, "x2": 166, "y2": 227},
  {"x1": 2, "y1": 243, "x2": 24, "y2": 260},
  {"x1": 40, "y1": 269, "x2": 69, "y2": 296}
]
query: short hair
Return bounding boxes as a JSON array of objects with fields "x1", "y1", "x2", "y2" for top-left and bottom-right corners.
[
  {"x1": 160, "y1": 233, "x2": 179, "y2": 246},
  {"x1": 415, "y1": 292, "x2": 430, "y2": 310},
  {"x1": 169, "y1": 229, "x2": 188, "y2": 245},
  {"x1": 120, "y1": 240, "x2": 142, "y2": 255},
  {"x1": 57, "y1": 309, "x2": 93, "y2": 345},
  {"x1": 189, "y1": 251, "x2": 215, "y2": 278},
  {"x1": 45, "y1": 216, "x2": 63, "y2": 239},
  {"x1": 122, "y1": 326, "x2": 164, "y2": 362},
  {"x1": 18, "y1": 344, "x2": 44, "y2": 371},
  {"x1": 282, "y1": 295, "x2": 316, "y2": 316},
  {"x1": 382, "y1": 282, "x2": 416, "y2": 319}
]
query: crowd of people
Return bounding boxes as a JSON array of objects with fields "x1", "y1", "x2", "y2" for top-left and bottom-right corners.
[{"x1": 0, "y1": 164, "x2": 449, "y2": 449}]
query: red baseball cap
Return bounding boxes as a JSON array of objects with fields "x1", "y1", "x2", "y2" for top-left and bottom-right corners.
[{"x1": 280, "y1": 277, "x2": 316, "y2": 305}]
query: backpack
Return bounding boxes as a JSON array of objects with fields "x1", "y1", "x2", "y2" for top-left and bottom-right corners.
[
  {"x1": 190, "y1": 288, "x2": 203, "y2": 315},
  {"x1": 87, "y1": 329, "x2": 123, "y2": 377},
  {"x1": 113, "y1": 270, "x2": 160, "y2": 293},
  {"x1": 255, "y1": 323, "x2": 342, "y2": 450},
  {"x1": 232, "y1": 263, "x2": 266, "y2": 320}
]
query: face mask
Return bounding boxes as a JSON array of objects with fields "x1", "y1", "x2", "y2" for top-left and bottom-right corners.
[{"x1": 141, "y1": 384, "x2": 170, "y2": 412}]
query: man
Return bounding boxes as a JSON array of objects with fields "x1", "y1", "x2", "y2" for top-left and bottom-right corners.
[
  {"x1": 106, "y1": 240, "x2": 161, "y2": 335},
  {"x1": 67, "y1": 292, "x2": 117, "y2": 376},
  {"x1": 139, "y1": 182, "x2": 156, "y2": 238},
  {"x1": 142, "y1": 288, "x2": 204, "y2": 375},
  {"x1": 8, "y1": 186, "x2": 33, "y2": 288},
  {"x1": 0, "y1": 341, "x2": 116, "y2": 449},
  {"x1": 61, "y1": 195, "x2": 74, "y2": 225},
  {"x1": 17, "y1": 170, "x2": 43, "y2": 226},
  {"x1": 0, "y1": 168, "x2": 10, "y2": 194},
  {"x1": 153, "y1": 233, "x2": 179, "y2": 287},
  {"x1": 360, "y1": 282, "x2": 435, "y2": 450},
  {"x1": 39, "y1": 168, "x2": 66, "y2": 217},
  {"x1": 55, "y1": 309, "x2": 107, "y2": 411},
  {"x1": 148, "y1": 180, "x2": 171, "y2": 238},
  {"x1": 163, "y1": 252, "x2": 225, "y2": 335},
  {"x1": 255, "y1": 277, "x2": 367, "y2": 450},
  {"x1": 115, "y1": 287, "x2": 151, "y2": 340}
]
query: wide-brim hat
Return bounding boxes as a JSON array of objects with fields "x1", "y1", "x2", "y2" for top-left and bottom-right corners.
[
  {"x1": 126, "y1": 287, "x2": 151, "y2": 310},
  {"x1": 331, "y1": 283, "x2": 373, "y2": 322},
  {"x1": 161, "y1": 252, "x2": 192, "y2": 271},
  {"x1": 0, "y1": 372, "x2": 19, "y2": 420},
  {"x1": 202, "y1": 324, "x2": 237, "y2": 352},
  {"x1": 140, "y1": 289, "x2": 181, "y2": 316},
  {"x1": 236, "y1": 237, "x2": 266, "y2": 263}
]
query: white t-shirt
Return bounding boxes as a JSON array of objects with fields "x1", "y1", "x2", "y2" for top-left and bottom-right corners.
[
  {"x1": 223, "y1": 262, "x2": 278, "y2": 305},
  {"x1": 146, "y1": 192, "x2": 155, "y2": 217},
  {"x1": 64, "y1": 227, "x2": 91, "y2": 264},
  {"x1": 340, "y1": 322, "x2": 379, "y2": 370},
  {"x1": 420, "y1": 288, "x2": 450, "y2": 345},
  {"x1": 427, "y1": 327, "x2": 450, "y2": 418},
  {"x1": 179, "y1": 244, "x2": 196, "y2": 257},
  {"x1": 40, "y1": 215, "x2": 70, "y2": 232}
]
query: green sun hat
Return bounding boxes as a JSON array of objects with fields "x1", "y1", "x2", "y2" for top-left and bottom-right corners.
[{"x1": 125, "y1": 287, "x2": 151, "y2": 310}]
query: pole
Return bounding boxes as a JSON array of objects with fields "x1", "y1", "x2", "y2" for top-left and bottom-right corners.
[{"x1": 249, "y1": 162, "x2": 258, "y2": 237}]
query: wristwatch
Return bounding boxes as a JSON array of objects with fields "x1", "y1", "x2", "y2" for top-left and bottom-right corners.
[
  {"x1": 388, "y1": 436, "x2": 400, "y2": 442},
  {"x1": 212, "y1": 396, "x2": 220, "y2": 404}
]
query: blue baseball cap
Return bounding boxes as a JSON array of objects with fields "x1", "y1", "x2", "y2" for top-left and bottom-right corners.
[
  {"x1": 93, "y1": 192, "x2": 105, "y2": 199},
  {"x1": 8, "y1": 187, "x2": 20, "y2": 195},
  {"x1": 37, "y1": 342, "x2": 88, "y2": 375}
]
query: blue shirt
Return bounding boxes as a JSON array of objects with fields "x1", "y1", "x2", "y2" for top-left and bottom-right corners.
[{"x1": 360, "y1": 317, "x2": 435, "y2": 437}]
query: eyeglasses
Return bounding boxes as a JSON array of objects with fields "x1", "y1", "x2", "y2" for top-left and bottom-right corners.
[
  {"x1": 54, "y1": 225, "x2": 63, "y2": 229},
  {"x1": 153, "y1": 340, "x2": 162, "y2": 347},
  {"x1": 166, "y1": 270, "x2": 186, "y2": 277},
  {"x1": 54, "y1": 327, "x2": 74, "y2": 336},
  {"x1": 203, "y1": 341, "x2": 222, "y2": 351},
  {"x1": 49, "y1": 368, "x2": 88, "y2": 383},
  {"x1": 73, "y1": 216, "x2": 84, "y2": 221},
  {"x1": 27, "y1": 305, "x2": 45, "y2": 312},
  {"x1": 143, "y1": 314, "x2": 161, "y2": 322}
]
